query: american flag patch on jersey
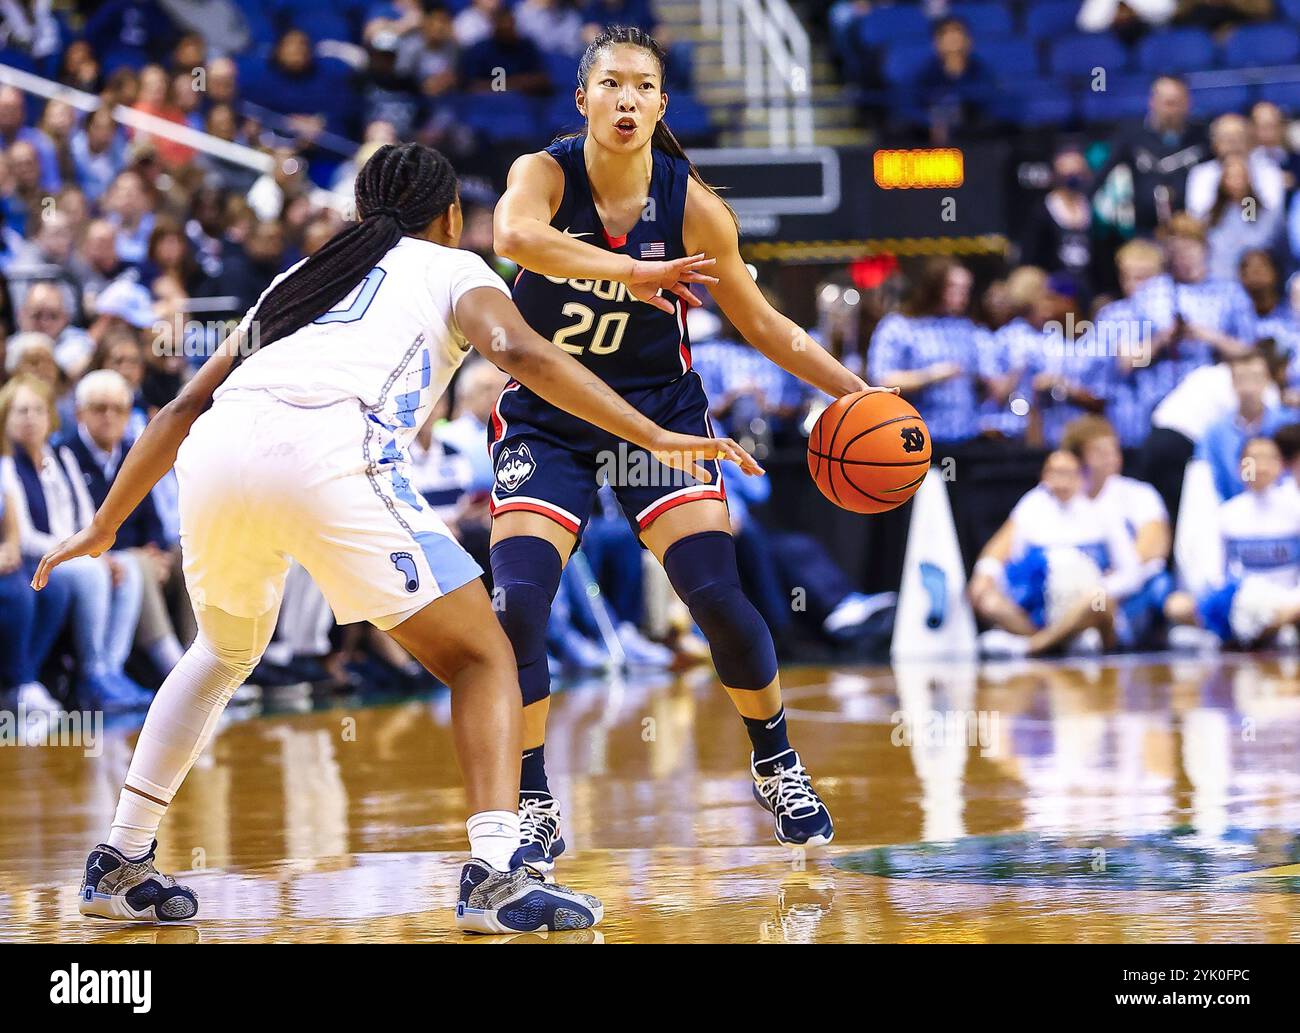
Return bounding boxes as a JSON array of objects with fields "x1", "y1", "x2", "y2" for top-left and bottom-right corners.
[{"x1": 639, "y1": 241, "x2": 666, "y2": 258}]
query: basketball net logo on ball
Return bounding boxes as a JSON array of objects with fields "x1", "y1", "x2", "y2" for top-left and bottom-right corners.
[{"x1": 808, "y1": 391, "x2": 931, "y2": 513}]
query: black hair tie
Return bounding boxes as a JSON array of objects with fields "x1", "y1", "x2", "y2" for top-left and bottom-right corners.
[{"x1": 367, "y1": 206, "x2": 402, "y2": 223}]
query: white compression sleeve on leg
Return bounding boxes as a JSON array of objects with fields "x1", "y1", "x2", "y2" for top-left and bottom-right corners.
[{"x1": 107, "y1": 604, "x2": 276, "y2": 857}]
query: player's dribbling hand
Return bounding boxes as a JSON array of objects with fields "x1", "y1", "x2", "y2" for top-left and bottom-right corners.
[
  {"x1": 30, "y1": 521, "x2": 117, "y2": 591},
  {"x1": 627, "y1": 253, "x2": 719, "y2": 314},
  {"x1": 650, "y1": 432, "x2": 764, "y2": 483}
]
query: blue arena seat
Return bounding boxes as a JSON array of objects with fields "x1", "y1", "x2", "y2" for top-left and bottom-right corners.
[
  {"x1": 666, "y1": 39, "x2": 696, "y2": 90},
  {"x1": 544, "y1": 51, "x2": 579, "y2": 92},
  {"x1": 950, "y1": 3, "x2": 1015, "y2": 38},
  {"x1": 1257, "y1": 80, "x2": 1300, "y2": 114},
  {"x1": 1190, "y1": 83, "x2": 1254, "y2": 117},
  {"x1": 1136, "y1": 28, "x2": 1215, "y2": 74},
  {"x1": 455, "y1": 93, "x2": 547, "y2": 143},
  {"x1": 1048, "y1": 33, "x2": 1128, "y2": 77},
  {"x1": 979, "y1": 37, "x2": 1042, "y2": 80},
  {"x1": 1221, "y1": 24, "x2": 1300, "y2": 67},
  {"x1": 1016, "y1": 91, "x2": 1077, "y2": 128},
  {"x1": 1080, "y1": 76, "x2": 1151, "y2": 122},
  {"x1": 1280, "y1": 0, "x2": 1300, "y2": 21},
  {"x1": 661, "y1": 93, "x2": 714, "y2": 140},
  {"x1": 882, "y1": 40, "x2": 936, "y2": 85},
  {"x1": 857, "y1": 4, "x2": 932, "y2": 48},
  {"x1": 1025, "y1": 0, "x2": 1081, "y2": 39}
]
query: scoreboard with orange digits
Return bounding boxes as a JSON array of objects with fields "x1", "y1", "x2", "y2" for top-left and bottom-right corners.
[{"x1": 692, "y1": 142, "x2": 1009, "y2": 257}]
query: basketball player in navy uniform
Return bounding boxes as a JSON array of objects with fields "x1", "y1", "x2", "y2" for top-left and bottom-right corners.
[{"x1": 490, "y1": 26, "x2": 895, "y2": 869}]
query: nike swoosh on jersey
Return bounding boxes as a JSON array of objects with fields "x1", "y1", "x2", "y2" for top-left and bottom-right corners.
[{"x1": 562, "y1": 227, "x2": 594, "y2": 239}]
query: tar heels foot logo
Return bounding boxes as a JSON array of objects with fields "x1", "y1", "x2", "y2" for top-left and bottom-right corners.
[
  {"x1": 496, "y1": 443, "x2": 536, "y2": 492},
  {"x1": 391, "y1": 552, "x2": 419, "y2": 593}
]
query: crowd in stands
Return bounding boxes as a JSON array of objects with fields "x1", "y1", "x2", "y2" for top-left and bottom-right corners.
[
  {"x1": 12, "y1": 0, "x2": 1300, "y2": 716},
  {"x1": 824, "y1": 0, "x2": 1300, "y2": 137},
  {"x1": 0, "y1": 0, "x2": 892, "y2": 715}
]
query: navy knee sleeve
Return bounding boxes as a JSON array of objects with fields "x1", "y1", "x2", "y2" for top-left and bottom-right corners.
[
  {"x1": 663, "y1": 531, "x2": 778, "y2": 690},
  {"x1": 490, "y1": 536, "x2": 563, "y2": 707}
]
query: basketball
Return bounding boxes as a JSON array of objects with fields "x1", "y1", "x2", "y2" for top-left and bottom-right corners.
[{"x1": 807, "y1": 391, "x2": 931, "y2": 514}]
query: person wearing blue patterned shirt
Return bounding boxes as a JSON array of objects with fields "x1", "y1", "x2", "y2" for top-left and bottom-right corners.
[{"x1": 867, "y1": 257, "x2": 982, "y2": 445}]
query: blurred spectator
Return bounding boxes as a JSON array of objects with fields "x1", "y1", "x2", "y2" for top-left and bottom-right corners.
[
  {"x1": 364, "y1": 0, "x2": 424, "y2": 45},
  {"x1": 4, "y1": 330, "x2": 59, "y2": 386},
  {"x1": 38, "y1": 100, "x2": 77, "y2": 187},
  {"x1": 1251, "y1": 101, "x2": 1300, "y2": 196},
  {"x1": 1175, "y1": 0, "x2": 1275, "y2": 33},
  {"x1": 461, "y1": 10, "x2": 551, "y2": 96},
  {"x1": 70, "y1": 108, "x2": 127, "y2": 204},
  {"x1": 1186, "y1": 113, "x2": 1285, "y2": 219},
  {"x1": 1020, "y1": 146, "x2": 1101, "y2": 305},
  {"x1": 83, "y1": 0, "x2": 178, "y2": 76},
  {"x1": 913, "y1": 16, "x2": 995, "y2": 143},
  {"x1": 1165, "y1": 435, "x2": 1300, "y2": 648},
  {"x1": 0, "y1": 85, "x2": 60, "y2": 192},
  {"x1": 1078, "y1": 0, "x2": 1176, "y2": 40},
  {"x1": 868, "y1": 257, "x2": 983, "y2": 445},
  {"x1": 439, "y1": 358, "x2": 507, "y2": 491},
  {"x1": 1198, "y1": 348, "x2": 1296, "y2": 499},
  {"x1": 1204, "y1": 154, "x2": 1284, "y2": 281},
  {"x1": 57, "y1": 40, "x2": 103, "y2": 94},
  {"x1": 71, "y1": 218, "x2": 127, "y2": 316},
  {"x1": 2, "y1": 478, "x2": 63, "y2": 710},
  {"x1": 692, "y1": 301, "x2": 808, "y2": 456},
  {"x1": 19, "y1": 281, "x2": 93, "y2": 379},
  {"x1": 517, "y1": 0, "x2": 587, "y2": 58},
  {"x1": 1092, "y1": 76, "x2": 1208, "y2": 235},
  {"x1": 1063, "y1": 414, "x2": 1173, "y2": 647},
  {"x1": 454, "y1": 0, "x2": 502, "y2": 48},
  {"x1": 396, "y1": 3, "x2": 461, "y2": 99},
  {"x1": 971, "y1": 449, "x2": 1142, "y2": 657},
  {"x1": 157, "y1": 0, "x2": 252, "y2": 56},
  {"x1": 1136, "y1": 213, "x2": 1260, "y2": 520},
  {"x1": 0, "y1": 0, "x2": 64, "y2": 72},
  {"x1": 103, "y1": 169, "x2": 156, "y2": 267},
  {"x1": 363, "y1": 36, "x2": 421, "y2": 138},
  {"x1": 57, "y1": 369, "x2": 185, "y2": 678},
  {"x1": 0, "y1": 373, "x2": 150, "y2": 709}
]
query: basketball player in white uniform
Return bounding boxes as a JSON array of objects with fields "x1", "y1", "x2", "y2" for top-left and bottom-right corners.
[{"x1": 32, "y1": 144, "x2": 756, "y2": 934}]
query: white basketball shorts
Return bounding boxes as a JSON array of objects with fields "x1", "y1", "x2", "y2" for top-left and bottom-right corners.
[{"x1": 175, "y1": 388, "x2": 482, "y2": 630}]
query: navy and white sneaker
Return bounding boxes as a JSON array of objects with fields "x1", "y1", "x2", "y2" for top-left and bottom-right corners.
[
  {"x1": 751, "y1": 749, "x2": 835, "y2": 846},
  {"x1": 455, "y1": 859, "x2": 602, "y2": 934},
  {"x1": 79, "y1": 841, "x2": 198, "y2": 922},
  {"x1": 511, "y1": 792, "x2": 566, "y2": 872}
]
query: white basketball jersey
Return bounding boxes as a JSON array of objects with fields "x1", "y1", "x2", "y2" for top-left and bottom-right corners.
[
  {"x1": 215, "y1": 236, "x2": 509, "y2": 449},
  {"x1": 1217, "y1": 482, "x2": 1300, "y2": 587}
]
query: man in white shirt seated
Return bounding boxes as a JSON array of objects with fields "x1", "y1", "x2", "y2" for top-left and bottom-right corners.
[
  {"x1": 1062, "y1": 415, "x2": 1172, "y2": 648},
  {"x1": 1165, "y1": 435, "x2": 1300, "y2": 646},
  {"x1": 969, "y1": 449, "x2": 1143, "y2": 657}
]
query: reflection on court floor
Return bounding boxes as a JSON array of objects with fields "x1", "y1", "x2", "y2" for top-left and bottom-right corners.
[{"x1": 2, "y1": 656, "x2": 1299, "y2": 942}]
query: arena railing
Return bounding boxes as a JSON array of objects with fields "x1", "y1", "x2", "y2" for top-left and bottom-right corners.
[
  {"x1": 0, "y1": 62, "x2": 351, "y2": 216},
  {"x1": 700, "y1": 0, "x2": 814, "y2": 149}
]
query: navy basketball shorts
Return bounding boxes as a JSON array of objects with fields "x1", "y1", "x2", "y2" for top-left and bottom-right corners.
[{"x1": 488, "y1": 371, "x2": 726, "y2": 536}]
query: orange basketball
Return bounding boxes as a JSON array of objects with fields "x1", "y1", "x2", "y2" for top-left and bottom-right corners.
[{"x1": 807, "y1": 391, "x2": 931, "y2": 514}]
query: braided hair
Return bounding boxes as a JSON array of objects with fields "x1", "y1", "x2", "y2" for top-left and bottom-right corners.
[{"x1": 249, "y1": 143, "x2": 459, "y2": 351}]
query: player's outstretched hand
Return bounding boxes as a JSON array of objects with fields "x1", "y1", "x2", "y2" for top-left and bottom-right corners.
[
  {"x1": 30, "y1": 521, "x2": 117, "y2": 591},
  {"x1": 627, "y1": 253, "x2": 719, "y2": 314},
  {"x1": 650, "y1": 432, "x2": 764, "y2": 483}
]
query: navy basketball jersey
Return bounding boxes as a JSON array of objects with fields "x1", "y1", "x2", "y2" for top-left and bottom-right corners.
[{"x1": 511, "y1": 134, "x2": 692, "y2": 394}]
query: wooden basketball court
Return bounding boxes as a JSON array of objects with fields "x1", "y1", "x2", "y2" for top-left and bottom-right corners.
[{"x1": 3, "y1": 657, "x2": 1298, "y2": 943}]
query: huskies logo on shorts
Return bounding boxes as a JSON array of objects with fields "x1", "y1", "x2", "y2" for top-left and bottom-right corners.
[{"x1": 496, "y1": 443, "x2": 536, "y2": 492}]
